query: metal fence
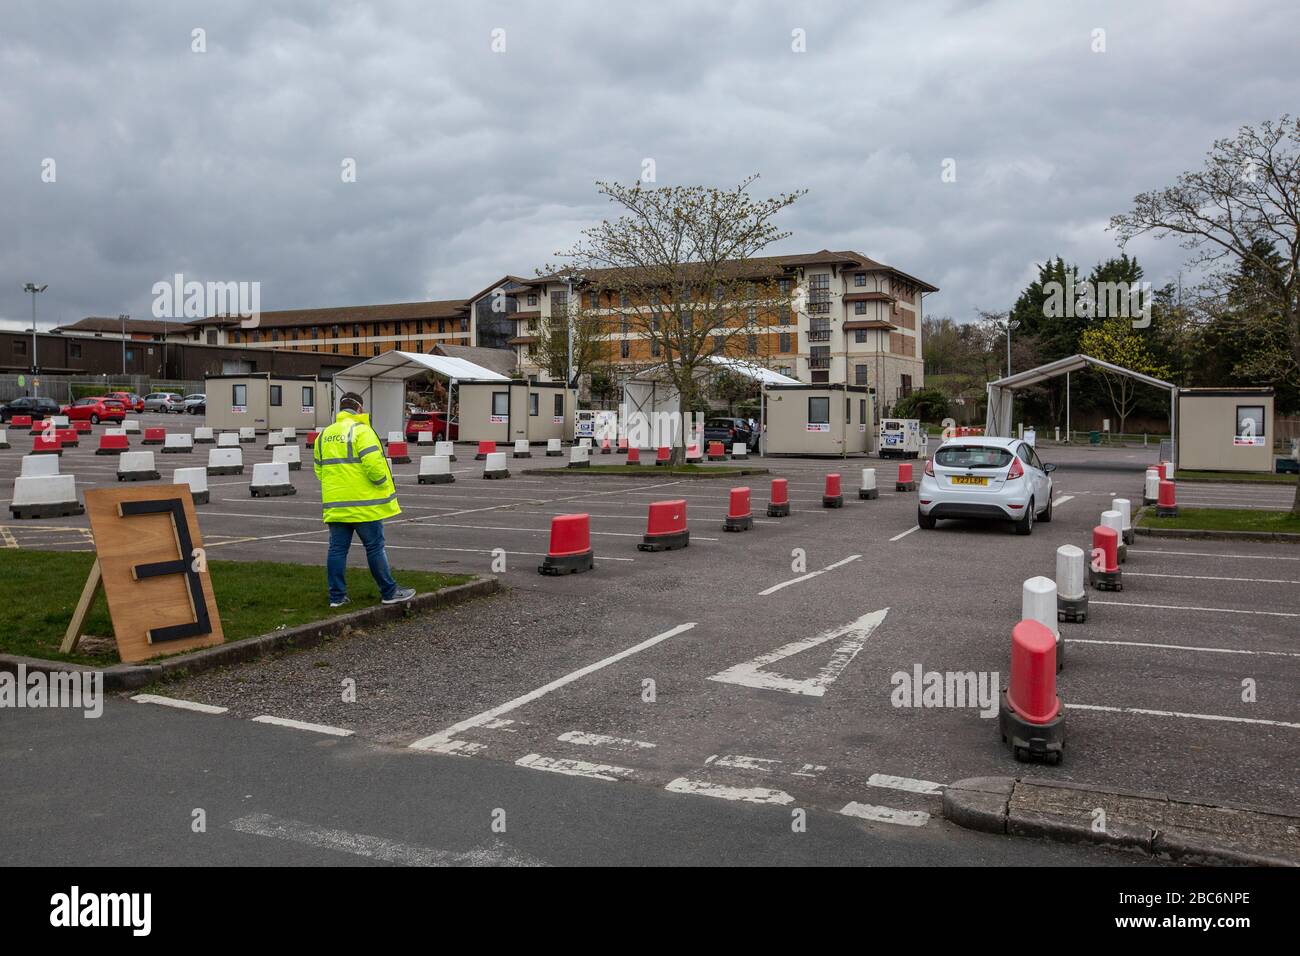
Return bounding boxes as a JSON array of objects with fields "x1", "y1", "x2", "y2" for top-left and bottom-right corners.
[{"x1": 0, "y1": 373, "x2": 204, "y2": 404}]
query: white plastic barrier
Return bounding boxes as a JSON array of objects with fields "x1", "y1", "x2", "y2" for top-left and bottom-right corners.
[
  {"x1": 207, "y1": 447, "x2": 244, "y2": 475},
  {"x1": 21, "y1": 454, "x2": 59, "y2": 478},
  {"x1": 1102, "y1": 509, "x2": 1126, "y2": 562},
  {"x1": 514, "y1": 439, "x2": 531, "y2": 457},
  {"x1": 123, "y1": 419, "x2": 141, "y2": 434},
  {"x1": 434, "y1": 440, "x2": 455, "y2": 460},
  {"x1": 732, "y1": 442, "x2": 748, "y2": 459},
  {"x1": 1144, "y1": 471, "x2": 1160, "y2": 504},
  {"x1": 105, "y1": 427, "x2": 127, "y2": 437},
  {"x1": 483, "y1": 451, "x2": 509, "y2": 478},
  {"x1": 281, "y1": 427, "x2": 297, "y2": 442},
  {"x1": 0, "y1": 429, "x2": 8, "y2": 449},
  {"x1": 162, "y1": 433, "x2": 194, "y2": 453},
  {"x1": 569, "y1": 444, "x2": 590, "y2": 467},
  {"x1": 194, "y1": 426, "x2": 215, "y2": 443},
  {"x1": 10, "y1": 474, "x2": 82, "y2": 518},
  {"x1": 1056, "y1": 545, "x2": 1086, "y2": 600},
  {"x1": 238, "y1": 426, "x2": 256, "y2": 443},
  {"x1": 1111, "y1": 497, "x2": 1133, "y2": 542},
  {"x1": 1022, "y1": 576, "x2": 1060, "y2": 639},
  {"x1": 546, "y1": 438, "x2": 562, "y2": 456},
  {"x1": 387, "y1": 431, "x2": 404, "y2": 444},
  {"x1": 272, "y1": 444, "x2": 302, "y2": 471},
  {"x1": 218, "y1": 432, "x2": 239, "y2": 447},
  {"x1": 251, "y1": 461, "x2": 295, "y2": 497},
  {"x1": 117, "y1": 450, "x2": 159, "y2": 481},
  {"x1": 418, "y1": 454, "x2": 454, "y2": 484},
  {"x1": 416, "y1": 431, "x2": 433, "y2": 444},
  {"x1": 859, "y1": 467, "x2": 878, "y2": 500},
  {"x1": 173, "y1": 466, "x2": 209, "y2": 504},
  {"x1": 52, "y1": 415, "x2": 70, "y2": 428},
  {"x1": 265, "y1": 431, "x2": 285, "y2": 448}
]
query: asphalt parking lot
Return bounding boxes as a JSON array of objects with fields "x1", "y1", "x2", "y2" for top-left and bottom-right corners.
[{"x1": 3, "y1": 415, "x2": 1297, "y2": 837}]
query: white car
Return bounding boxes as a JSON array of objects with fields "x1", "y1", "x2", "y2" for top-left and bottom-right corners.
[{"x1": 917, "y1": 437, "x2": 1056, "y2": 535}]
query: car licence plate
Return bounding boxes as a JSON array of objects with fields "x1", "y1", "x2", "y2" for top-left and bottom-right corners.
[{"x1": 951, "y1": 475, "x2": 988, "y2": 486}]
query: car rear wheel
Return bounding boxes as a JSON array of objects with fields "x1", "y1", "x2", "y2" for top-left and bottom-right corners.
[
  {"x1": 90, "y1": 414, "x2": 99, "y2": 424},
  {"x1": 917, "y1": 509, "x2": 936, "y2": 530},
  {"x1": 1014, "y1": 499, "x2": 1035, "y2": 535},
  {"x1": 433, "y1": 431, "x2": 444, "y2": 443}
]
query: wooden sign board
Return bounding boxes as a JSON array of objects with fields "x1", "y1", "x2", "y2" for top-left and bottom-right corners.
[{"x1": 77, "y1": 485, "x2": 224, "y2": 663}]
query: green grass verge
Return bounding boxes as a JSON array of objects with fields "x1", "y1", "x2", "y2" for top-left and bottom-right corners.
[
  {"x1": 0, "y1": 550, "x2": 471, "y2": 665},
  {"x1": 1136, "y1": 507, "x2": 1300, "y2": 534},
  {"x1": 1175, "y1": 469, "x2": 1299, "y2": 484},
  {"x1": 531, "y1": 464, "x2": 768, "y2": 477}
]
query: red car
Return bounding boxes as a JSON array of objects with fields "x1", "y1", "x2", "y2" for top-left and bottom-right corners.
[
  {"x1": 106, "y1": 391, "x2": 144, "y2": 413},
  {"x1": 405, "y1": 411, "x2": 458, "y2": 443},
  {"x1": 61, "y1": 396, "x2": 126, "y2": 424}
]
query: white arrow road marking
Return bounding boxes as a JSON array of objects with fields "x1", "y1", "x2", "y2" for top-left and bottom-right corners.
[
  {"x1": 227, "y1": 812, "x2": 545, "y2": 866},
  {"x1": 708, "y1": 608, "x2": 890, "y2": 698},
  {"x1": 839, "y1": 802, "x2": 931, "y2": 827},
  {"x1": 866, "y1": 773, "x2": 945, "y2": 795}
]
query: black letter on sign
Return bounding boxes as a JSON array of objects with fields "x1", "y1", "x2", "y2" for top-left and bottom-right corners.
[{"x1": 120, "y1": 498, "x2": 212, "y2": 644}]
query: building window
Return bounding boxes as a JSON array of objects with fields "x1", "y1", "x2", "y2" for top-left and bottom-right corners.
[
  {"x1": 232, "y1": 384, "x2": 247, "y2": 407},
  {"x1": 372, "y1": 345, "x2": 380, "y2": 356},
  {"x1": 620, "y1": 340, "x2": 630, "y2": 359},
  {"x1": 331, "y1": 344, "x2": 339, "y2": 354},
  {"x1": 207, "y1": 331, "x2": 218, "y2": 345},
  {"x1": 746, "y1": 306, "x2": 757, "y2": 324},
  {"x1": 302, "y1": 386, "x2": 314, "y2": 408},
  {"x1": 854, "y1": 273, "x2": 866, "y2": 287},
  {"x1": 14, "y1": 340, "x2": 26, "y2": 356},
  {"x1": 416, "y1": 340, "x2": 423, "y2": 352},
  {"x1": 808, "y1": 273, "x2": 830, "y2": 314},
  {"x1": 460, "y1": 318, "x2": 468, "y2": 332},
  {"x1": 746, "y1": 334, "x2": 758, "y2": 354},
  {"x1": 651, "y1": 339, "x2": 660, "y2": 357},
  {"x1": 588, "y1": 292, "x2": 599, "y2": 309},
  {"x1": 860, "y1": 399, "x2": 867, "y2": 422},
  {"x1": 527, "y1": 294, "x2": 538, "y2": 307},
  {"x1": 529, "y1": 393, "x2": 539, "y2": 416},
  {"x1": 492, "y1": 392, "x2": 509, "y2": 417},
  {"x1": 126, "y1": 348, "x2": 136, "y2": 362},
  {"x1": 808, "y1": 396, "x2": 829, "y2": 424},
  {"x1": 809, "y1": 345, "x2": 829, "y2": 369},
  {"x1": 70, "y1": 343, "x2": 82, "y2": 358},
  {"x1": 778, "y1": 278, "x2": 792, "y2": 294},
  {"x1": 438, "y1": 319, "x2": 446, "y2": 334},
  {"x1": 855, "y1": 301, "x2": 867, "y2": 315},
  {"x1": 270, "y1": 385, "x2": 282, "y2": 407},
  {"x1": 554, "y1": 393, "x2": 565, "y2": 418},
  {"x1": 855, "y1": 329, "x2": 868, "y2": 343},
  {"x1": 620, "y1": 292, "x2": 629, "y2": 307},
  {"x1": 778, "y1": 332, "x2": 792, "y2": 353},
  {"x1": 808, "y1": 317, "x2": 830, "y2": 342},
  {"x1": 855, "y1": 364, "x2": 869, "y2": 385},
  {"x1": 352, "y1": 343, "x2": 359, "y2": 355},
  {"x1": 416, "y1": 321, "x2": 423, "y2": 335},
  {"x1": 371, "y1": 323, "x2": 379, "y2": 337},
  {"x1": 1236, "y1": 405, "x2": 1266, "y2": 442}
]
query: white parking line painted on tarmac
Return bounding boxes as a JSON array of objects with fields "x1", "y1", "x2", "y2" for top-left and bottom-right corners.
[
  {"x1": 709, "y1": 608, "x2": 889, "y2": 697},
  {"x1": 1129, "y1": 548, "x2": 1300, "y2": 562},
  {"x1": 866, "y1": 773, "x2": 945, "y2": 795},
  {"x1": 409, "y1": 623, "x2": 696, "y2": 751},
  {"x1": 515, "y1": 754, "x2": 637, "y2": 781},
  {"x1": 1067, "y1": 703, "x2": 1300, "y2": 730},
  {"x1": 839, "y1": 802, "x2": 931, "y2": 827},
  {"x1": 132, "y1": 694, "x2": 228, "y2": 715},
  {"x1": 1066, "y1": 638, "x2": 1300, "y2": 658},
  {"x1": 227, "y1": 812, "x2": 541, "y2": 866},
  {"x1": 1092, "y1": 600, "x2": 1300, "y2": 618},
  {"x1": 664, "y1": 777, "x2": 795, "y2": 805},
  {"x1": 759, "y1": 554, "x2": 861, "y2": 596},
  {"x1": 557, "y1": 730, "x2": 656, "y2": 750},
  {"x1": 1051, "y1": 494, "x2": 1075, "y2": 507},
  {"x1": 889, "y1": 525, "x2": 920, "y2": 542},
  {"x1": 251, "y1": 715, "x2": 354, "y2": 736},
  {"x1": 708, "y1": 754, "x2": 780, "y2": 772},
  {"x1": 1125, "y1": 571, "x2": 1300, "y2": 585}
]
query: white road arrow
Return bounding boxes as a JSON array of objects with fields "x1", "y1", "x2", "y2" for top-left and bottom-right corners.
[{"x1": 707, "y1": 608, "x2": 890, "y2": 697}]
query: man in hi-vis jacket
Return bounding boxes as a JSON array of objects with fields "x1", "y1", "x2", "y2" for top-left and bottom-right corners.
[{"x1": 313, "y1": 392, "x2": 415, "y2": 608}]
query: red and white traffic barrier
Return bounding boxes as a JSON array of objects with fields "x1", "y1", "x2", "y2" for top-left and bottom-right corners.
[
  {"x1": 767, "y1": 477, "x2": 790, "y2": 517},
  {"x1": 600, "y1": 437, "x2": 612, "y2": 455},
  {"x1": 655, "y1": 446, "x2": 671, "y2": 467},
  {"x1": 638, "y1": 499, "x2": 689, "y2": 551},
  {"x1": 1101, "y1": 509, "x2": 1126, "y2": 563},
  {"x1": 707, "y1": 441, "x2": 727, "y2": 462},
  {"x1": 1156, "y1": 479, "x2": 1178, "y2": 517},
  {"x1": 724, "y1": 487, "x2": 753, "y2": 532},
  {"x1": 822, "y1": 473, "x2": 843, "y2": 508},
  {"x1": 538, "y1": 514, "x2": 595, "y2": 575},
  {"x1": 896, "y1": 462, "x2": 916, "y2": 492},
  {"x1": 626, "y1": 446, "x2": 641, "y2": 465},
  {"x1": 475, "y1": 440, "x2": 496, "y2": 461},
  {"x1": 96, "y1": 433, "x2": 130, "y2": 455},
  {"x1": 31, "y1": 435, "x2": 62, "y2": 456},
  {"x1": 387, "y1": 440, "x2": 411, "y2": 464},
  {"x1": 1022, "y1": 575, "x2": 1063, "y2": 672},
  {"x1": 998, "y1": 619, "x2": 1065, "y2": 764},
  {"x1": 1089, "y1": 525, "x2": 1122, "y2": 591}
]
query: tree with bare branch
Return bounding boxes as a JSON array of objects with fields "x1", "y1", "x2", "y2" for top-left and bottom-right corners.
[{"x1": 541, "y1": 176, "x2": 806, "y2": 461}]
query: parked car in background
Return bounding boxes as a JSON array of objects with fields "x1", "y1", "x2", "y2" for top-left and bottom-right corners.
[
  {"x1": 917, "y1": 437, "x2": 1056, "y2": 535},
  {"x1": 0, "y1": 396, "x2": 62, "y2": 423},
  {"x1": 703, "y1": 417, "x2": 758, "y2": 451},
  {"x1": 142, "y1": 391, "x2": 184, "y2": 413},
  {"x1": 404, "y1": 411, "x2": 458, "y2": 443},
  {"x1": 60, "y1": 396, "x2": 126, "y2": 424},
  {"x1": 106, "y1": 391, "x2": 145, "y2": 413},
  {"x1": 182, "y1": 393, "x2": 207, "y2": 414}
]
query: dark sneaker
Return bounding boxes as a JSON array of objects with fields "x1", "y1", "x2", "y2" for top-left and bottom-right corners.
[
  {"x1": 382, "y1": 587, "x2": 417, "y2": 605},
  {"x1": 329, "y1": 596, "x2": 351, "y2": 608}
]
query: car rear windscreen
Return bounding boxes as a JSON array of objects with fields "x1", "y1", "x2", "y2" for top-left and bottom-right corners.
[{"x1": 935, "y1": 445, "x2": 1014, "y2": 468}]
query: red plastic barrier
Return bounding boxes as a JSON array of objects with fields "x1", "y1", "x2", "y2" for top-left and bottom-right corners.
[
  {"x1": 1158, "y1": 480, "x2": 1176, "y2": 508},
  {"x1": 626, "y1": 446, "x2": 640, "y2": 464},
  {"x1": 656, "y1": 446, "x2": 671, "y2": 464},
  {"x1": 97, "y1": 433, "x2": 129, "y2": 453},
  {"x1": 306, "y1": 431, "x2": 319, "y2": 447},
  {"x1": 617, "y1": 438, "x2": 629, "y2": 452},
  {"x1": 538, "y1": 513, "x2": 594, "y2": 574},
  {"x1": 11, "y1": 415, "x2": 31, "y2": 428},
  {"x1": 639, "y1": 499, "x2": 690, "y2": 551},
  {"x1": 707, "y1": 441, "x2": 726, "y2": 460},
  {"x1": 770, "y1": 478, "x2": 788, "y2": 505},
  {"x1": 143, "y1": 427, "x2": 166, "y2": 444},
  {"x1": 73, "y1": 420, "x2": 92, "y2": 433},
  {"x1": 898, "y1": 462, "x2": 913, "y2": 484},
  {"x1": 1007, "y1": 619, "x2": 1060, "y2": 724},
  {"x1": 54, "y1": 428, "x2": 78, "y2": 445},
  {"x1": 477, "y1": 441, "x2": 495, "y2": 456},
  {"x1": 728, "y1": 487, "x2": 751, "y2": 518},
  {"x1": 1092, "y1": 525, "x2": 1119, "y2": 574},
  {"x1": 387, "y1": 440, "x2": 410, "y2": 461},
  {"x1": 32, "y1": 435, "x2": 61, "y2": 454},
  {"x1": 824, "y1": 473, "x2": 841, "y2": 497}
]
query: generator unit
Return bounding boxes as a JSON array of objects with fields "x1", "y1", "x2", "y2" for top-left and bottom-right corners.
[{"x1": 878, "y1": 419, "x2": 927, "y2": 459}]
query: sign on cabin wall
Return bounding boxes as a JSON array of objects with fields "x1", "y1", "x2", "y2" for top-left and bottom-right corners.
[{"x1": 74, "y1": 485, "x2": 225, "y2": 663}]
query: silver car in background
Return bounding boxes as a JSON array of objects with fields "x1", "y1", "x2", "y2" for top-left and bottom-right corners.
[
  {"x1": 917, "y1": 437, "x2": 1056, "y2": 535},
  {"x1": 142, "y1": 391, "x2": 184, "y2": 413}
]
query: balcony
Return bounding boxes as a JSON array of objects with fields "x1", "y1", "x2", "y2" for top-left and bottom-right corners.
[
  {"x1": 807, "y1": 329, "x2": 831, "y2": 343},
  {"x1": 808, "y1": 356, "x2": 831, "y2": 370}
]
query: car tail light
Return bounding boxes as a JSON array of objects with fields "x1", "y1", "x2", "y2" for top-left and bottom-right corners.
[
  {"x1": 924, "y1": 459, "x2": 934, "y2": 478},
  {"x1": 1006, "y1": 457, "x2": 1024, "y2": 480}
]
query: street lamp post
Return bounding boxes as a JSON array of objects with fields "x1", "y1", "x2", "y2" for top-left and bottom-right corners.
[
  {"x1": 120, "y1": 313, "x2": 129, "y2": 376},
  {"x1": 1005, "y1": 318, "x2": 1020, "y2": 377},
  {"x1": 23, "y1": 283, "x2": 47, "y2": 395}
]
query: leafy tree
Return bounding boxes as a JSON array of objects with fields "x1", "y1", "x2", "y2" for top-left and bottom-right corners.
[
  {"x1": 892, "y1": 386, "x2": 949, "y2": 423},
  {"x1": 1077, "y1": 319, "x2": 1172, "y2": 434}
]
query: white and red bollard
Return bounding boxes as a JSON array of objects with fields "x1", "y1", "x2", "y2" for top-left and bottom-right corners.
[
  {"x1": 1023, "y1": 575, "x2": 1063, "y2": 672},
  {"x1": 1055, "y1": 544, "x2": 1088, "y2": 624},
  {"x1": 707, "y1": 441, "x2": 727, "y2": 462},
  {"x1": 475, "y1": 440, "x2": 496, "y2": 461},
  {"x1": 569, "y1": 444, "x2": 591, "y2": 469},
  {"x1": 655, "y1": 446, "x2": 671, "y2": 466},
  {"x1": 998, "y1": 619, "x2": 1065, "y2": 764},
  {"x1": 1156, "y1": 479, "x2": 1178, "y2": 517},
  {"x1": 896, "y1": 462, "x2": 916, "y2": 492},
  {"x1": 858, "y1": 467, "x2": 878, "y2": 500},
  {"x1": 538, "y1": 514, "x2": 595, "y2": 575},
  {"x1": 638, "y1": 499, "x2": 689, "y2": 551},
  {"x1": 1101, "y1": 509, "x2": 1126, "y2": 563},
  {"x1": 1143, "y1": 466, "x2": 1160, "y2": 504},
  {"x1": 1112, "y1": 497, "x2": 1134, "y2": 545},
  {"x1": 822, "y1": 473, "x2": 843, "y2": 508},
  {"x1": 724, "y1": 487, "x2": 753, "y2": 532},
  {"x1": 1089, "y1": 525, "x2": 1122, "y2": 591},
  {"x1": 767, "y1": 478, "x2": 790, "y2": 517}
]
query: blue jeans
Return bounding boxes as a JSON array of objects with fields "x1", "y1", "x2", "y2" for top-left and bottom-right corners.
[{"x1": 327, "y1": 520, "x2": 398, "y2": 603}]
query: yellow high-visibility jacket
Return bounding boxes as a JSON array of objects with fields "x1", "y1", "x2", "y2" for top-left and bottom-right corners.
[{"x1": 312, "y1": 410, "x2": 401, "y2": 523}]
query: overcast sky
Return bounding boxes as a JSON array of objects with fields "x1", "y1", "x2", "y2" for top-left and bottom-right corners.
[{"x1": 3, "y1": 0, "x2": 1297, "y2": 333}]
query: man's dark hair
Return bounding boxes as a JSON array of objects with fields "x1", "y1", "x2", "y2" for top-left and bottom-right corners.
[{"x1": 339, "y1": 392, "x2": 364, "y2": 412}]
